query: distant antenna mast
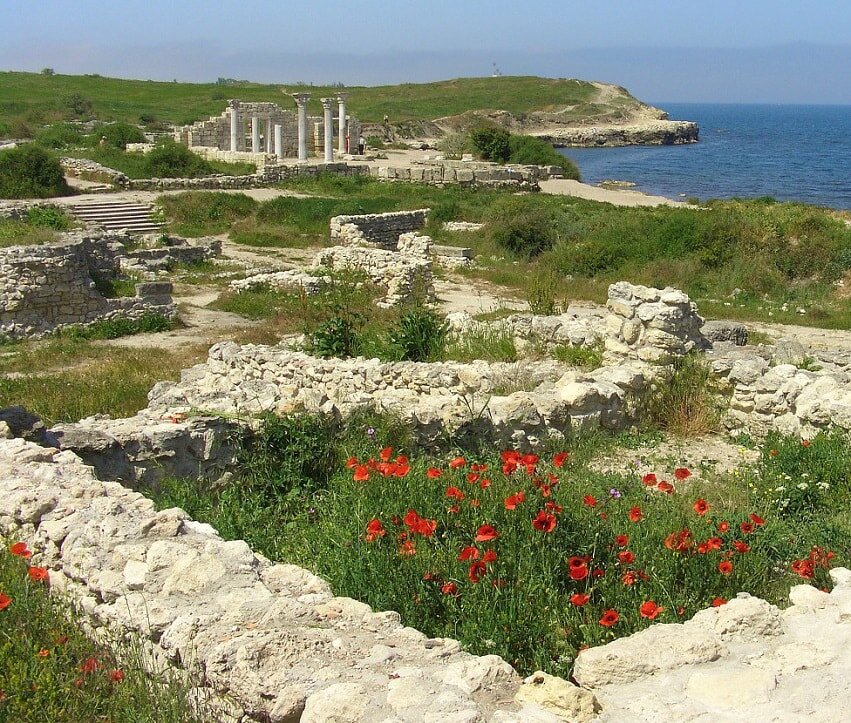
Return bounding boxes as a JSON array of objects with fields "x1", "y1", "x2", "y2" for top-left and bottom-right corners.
[{"x1": 492, "y1": 62, "x2": 502, "y2": 77}]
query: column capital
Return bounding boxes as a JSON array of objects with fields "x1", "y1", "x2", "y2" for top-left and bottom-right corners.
[
  {"x1": 336, "y1": 92, "x2": 349, "y2": 103},
  {"x1": 292, "y1": 93, "x2": 311, "y2": 107},
  {"x1": 320, "y1": 97, "x2": 334, "y2": 109},
  {"x1": 228, "y1": 99, "x2": 240, "y2": 109}
]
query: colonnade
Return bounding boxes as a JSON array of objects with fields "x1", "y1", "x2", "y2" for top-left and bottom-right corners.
[{"x1": 228, "y1": 93, "x2": 351, "y2": 162}]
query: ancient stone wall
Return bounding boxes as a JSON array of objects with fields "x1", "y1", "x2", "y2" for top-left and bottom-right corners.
[
  {"x1": 369, "y1": 163, "x2": 546, "y2": 188},
  {"x1": 60, "y1": 157, "x2": 130, "y2": 187},
  {"x1": 121, "y1": 236, "x2": 222, "y2": 275},
  {"x1": 0, "y1": 238, "x2": 176, "y2": 339},
  {"x1": 330, "y1": 209, "x2": 430, "y2": 250}
]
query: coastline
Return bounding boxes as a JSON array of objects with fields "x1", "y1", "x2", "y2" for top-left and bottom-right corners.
[{"x1": 534, "y1": 119, "x2": 699, "y2": 148}]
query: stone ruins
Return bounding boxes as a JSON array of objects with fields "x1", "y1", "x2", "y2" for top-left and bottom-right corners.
[{"x1": 175, "y1": 95, "x2": 362, "y2": 163}]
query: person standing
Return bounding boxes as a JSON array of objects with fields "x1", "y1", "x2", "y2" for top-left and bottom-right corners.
[{"x1": 358, "y1": 135, "x2": 366, "y2": 155}]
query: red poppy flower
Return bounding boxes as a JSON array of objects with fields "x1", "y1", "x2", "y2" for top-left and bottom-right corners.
[
  {"x1": 445, "y1": 486, "x2": 465, "y2": 501},
  {"x1": 475, "y1": 524, "x2": 499, "y2": 542},
  {"x1": 642, "y1": 473, "x2": 658, "y2": 486},
  {"x1": 599, "y1": 609, "x2": 620, "y2": 627},
  {"x1": 80, "y1": 657, "x2": 99, "y2": 674},
  {"x1": 468, "y1": 560, "x2": 487, "y2": 583},
  {"x1": 415, "y1": 518, "x2": 437, "y2": 537},
  {"x1": 693, "y1": 499, "x2": 710, "y2": 516},
  {"x1": 718, "y1": 560, "x2": 733, "y2": 575},
  {"x1": 570, "y1": 593, "x2": 590, "y2": 607},
  {"x1": 592, "y1": 568, "x2": 605, "y2": 578},
  {"x1": 718, "y1": 520, "x2": 730, "y2": 533},
  {"x1": 466, "y1": 472, "x2": 480, "y2": 484},
  {"x1": 639, "y1": 600, "x2": 664, "y2": 620},
  {"x1": 791, "y1": 559, "x2": 815, "y2": 578},
  {"x1": 674, "y1": 467, "x2": 692, "y2": 480},
  {"x1": 346, "y1": 457, "x2": 358, "y2": 469},
  {"x1": 28, "y1": 566, "x2": 49, "y2": 583},
  {"x1": 472, "y1": 463, "x2": 488, "y2": 472},
  {"x1": 615, "y1": 534, "x2": 629, "y2": 547},
  {"x1": 801, "y1": 439, "x2": 811, "y2": 447},
  {"x1": 749, "y1": 513, "x2": 765, "y2": 526},
  {"x1": 398, "y1": 541, "x2": 416, "y2": 556},
  {"x1": 567, "y1": 557, "x2": 589, "y2": 581},
  {"x1": 447, "y1": 504, "x2": 460, "y2": 514},
  {"x1": 664, "y1": 529, "x2": 693, "y2": 553},
  {"x1": 426, "y1": 467, "x2": 442, "y2": 479},
  {"x1": 352, "y1": 465, "x2": 370, "y2": 482},
  {"x1": 483, "y1": 549, "x2": 498, "y2": 563},
  {"x1": 394, "y1": 462, "x2": 411, "y2": 478},
  {"x1": 617, "y1": 550, "x2": 635, "y2": 565},
  {"x1": 380, "y1": 446, "x2": 393, "y2": 462},
  {"x1": 469, "y1": 499, "x2": 481, "y2": 508},
  {"x1": 9, "y1": 542, "x2": 31, "y2": 558},
  {"x1": 532, "y1": 511, "x2": 557, "y2": 533},
  {"x1": 622, "y1": 570, "x2": 638, "y2": 586},
  {"x1": 583, "y1": 495, "x2": 597, "y2": 507},
  {"x1": 449, "y1": 457, "x2": 467, "y2": 469},
  {"x1": 479, "y1": 478, "x2": 491, "y2": 490},
  {"x1": 109, "y1": 669, "x2": 125, "y2": 683},
  {"x1": 553, "y1": 451, "x2": 569, "y2": 468},
  {"x1": 697, "y1": 542, "x2": 709, "y2": 555},
  {"x1": 707, "y1": 537, "x2": 723, "y2": 551},
  {"x1": 732, "y1": 540, "x2": 750, "y2": 553},
  {"x1": 545, "y1": 501, "x2": 563, "y2": 514},
  {"x1": 504, "y1": 491, "x2": 526, "y2": 510},
  {"x1": 441, "y1": 582, "x2": 459, "y2": 596},
  {"x1": 0, "y1": 593, "x2": 11, "y2": 611},
  {"x1": 711, "y1": 597, "x2": 728, "y2": 607},
  {"x1": 657, "y1": 481, "x2": 675, "y2": 494},
  {"x1": 365, "y1": 518, "x2": 386, "y2": 542},
  {"x1": 403, "y1": 509, "x2": 421, "y2": 529},
  {"x1": 740, "y1": 522, "x2": 754, "y2": 535},
  {"x1": 629, "y1": 506, "x2": 643, "y2": 523},
  {"x1": 458, "y1": 546, "x2": 479, "y2": 561}
]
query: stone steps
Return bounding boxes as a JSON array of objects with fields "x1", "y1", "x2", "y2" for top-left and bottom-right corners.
[{"x1": 68, "y1": 201, "x2": 164, "y2": 234}]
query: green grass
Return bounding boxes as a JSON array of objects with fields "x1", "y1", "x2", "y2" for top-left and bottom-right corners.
[
  {"x1": 149, "y1": 415, "x2": 851, "y2": 679},
  {"x1": 0, "y1": 543, "x2": 199, "y2": 722},
  {"x1": 0, "y1": 73, "x2": 620, "y2": 134},
  {"x1": 0, "y1": 207, "x2": 74, "y2": 247},
  {"x1": 63, "y1": 146, "x2": 255, "y2": 180},
  {"x1": 0, "y1": 344, "x2": 202, "y2": 425}
]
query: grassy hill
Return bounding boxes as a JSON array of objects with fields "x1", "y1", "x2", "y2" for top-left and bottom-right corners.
[{"x1": 0, "y1": 71, "x2": 635, "y2": 138}]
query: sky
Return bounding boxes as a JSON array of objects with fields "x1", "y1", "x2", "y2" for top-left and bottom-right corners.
[{"x1": 2, "y1": 0, "x2": 851, "y2": 104}]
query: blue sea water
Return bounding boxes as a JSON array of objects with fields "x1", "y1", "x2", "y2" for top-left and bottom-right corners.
[{"x1": 558, "y1": 103, "x2": 851, "y2": 210}]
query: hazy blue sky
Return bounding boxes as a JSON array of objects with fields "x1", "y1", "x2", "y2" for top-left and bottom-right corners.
[{"x1": 2, "y1": 0, "x2": 851, "y2": 103}]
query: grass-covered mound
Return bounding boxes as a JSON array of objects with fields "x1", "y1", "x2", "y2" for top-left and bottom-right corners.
[
  {"x1": 0, "y1": 144, "x2": 70, "y2": 199},
  {"x1": 0, "y1": 72, "x2": 625, "y2": 134},
  {"x1": 0, "y1": 206, "x2": 72, "y2": 247},
  {"x1": 151, "y1": 414, "x2": 849, "y2": 678}
]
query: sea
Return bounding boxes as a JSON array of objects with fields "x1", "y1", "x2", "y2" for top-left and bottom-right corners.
[{"x1": 558, "y1": 103, "x2": 851, "y2": 210}]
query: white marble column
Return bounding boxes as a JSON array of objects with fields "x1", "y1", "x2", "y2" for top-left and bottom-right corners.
[
  {"x1": 265, "y1": 118, "x2": 273, "y2": 153},
  {"x1": 228, "y1": 100, "x2": 240, "y2": 152},
  {"x1": 294, "y1": 93, "x2": 311, "y2": 162},
  {"x1": 274, "y1": 124, "x2": 283, "y2": 158},
  {"x1": 321, "y1": 98, "x2": 334, "y2": 162},
  {"x1": 337, "y1": 93, "x2": 348, "y2": 154},
  {"x1": 251, "y1": 116, "x2": 260, "y2": 153}
]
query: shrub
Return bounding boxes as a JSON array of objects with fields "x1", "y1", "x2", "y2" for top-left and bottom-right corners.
[
  {"x1": 526, "y1": 271, "x2": 560, "y2": 315},
  {"x1": 551, "y1": 341, "x2": 604, "y2": 370},
  {"x1": 641, "y1": 354, "x2": 724, "y2": 436},
  {"x1": 436, "y1": 132, "x2": 471, "y2": 159},
  {"x1": 24, "y1": 206, "x2": 71, "y2": 230},
  {"x1": 34, "y1": 123, "x2": 84, "y2": 149},
  {"x1": 143, "y1": 140, "x2": 214, "y2": 178},
  {"x1": 64, "y1": 92, "x2": 93, "y2": 118},
  {"x1": 469, "y1": 124, "x2": 511, "y2": 163},
  {"x1": 491, "y1": 213, "x2": 556, "y2": 259},
  {"x1": 390, "y1": 306, "x2": 448, "y2": 361},
  {"x1": 508, "y1": 135, "x2": 580, "y2": 180},
  {"x1": 96, "y1": 122, "x2": 147, "y2": 149},
  {"x1": 0, "y1": 144, "x2": 70, "y2": 199},
  {"x1": 310, "y1": 316, "x2": 361, "y2": 358}
]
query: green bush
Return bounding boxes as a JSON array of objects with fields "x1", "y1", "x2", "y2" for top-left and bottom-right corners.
[
  {"x1": 390, "y1": 306, "x2": 448, "y2": 361},
  {"x1": 469, "y1": 124, "x2": 511, "y2": 163},
  {"x1": 508, "y1": 135, "x2": 580, "y2": 180},
  {"x1": 527, "y1": 271, "x2": 560, "y2": 315},
  {"x1": 96, "y1": 122, "x2": 147, "y2": 149},
  {"x1": 143, "y1": 140, "x2": 214, "y2": 178},
  {"x1": 34, "y1": 123, "x2": 84, "y2": 149},
  {"x1": 24, "y1": 206, "x2": 71, "y2": 229},
  {"x1": 0, "y1": 144, "x2": 70, "y2": 199},
  {"x1": 64, "y1": 92, "x2": 93, "y2": 118},
  {"x1": 310, "y1": 316, "x2": 361, "y2": 358}
]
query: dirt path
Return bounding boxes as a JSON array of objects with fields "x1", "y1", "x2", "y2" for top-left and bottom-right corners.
[{"x1": 540, "y1": 178, "x2": 686, "y2": 208}]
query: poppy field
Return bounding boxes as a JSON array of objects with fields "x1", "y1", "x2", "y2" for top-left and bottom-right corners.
[{"x1": 153, "y1": 416, "x2": 851, "y2": 679}]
